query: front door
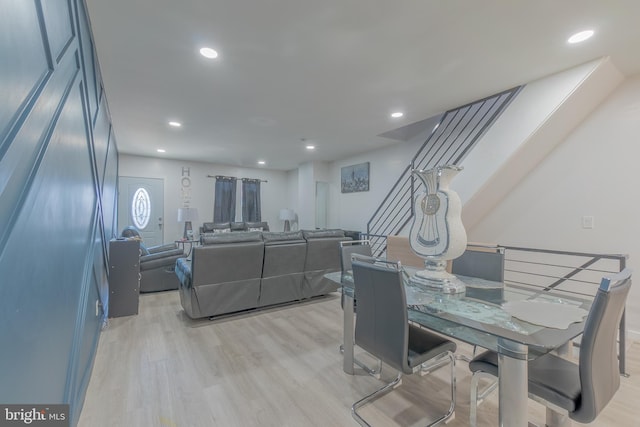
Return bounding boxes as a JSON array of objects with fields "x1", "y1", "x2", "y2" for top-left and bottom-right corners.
[{"x1": 118, "y1": 177, "x2": 164, "y2": 246}]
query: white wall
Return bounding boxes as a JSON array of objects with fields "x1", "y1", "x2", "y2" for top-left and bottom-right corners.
[
  {"x1": 296, "y1": 161, "x2": 331, "y2": 230},
  {"x1": 327, "y1": 127, "x2": 431, "y2": 233},
  {"x1": 457, "y1": 58, "x2": 622, "y2": 207},
  {"x1": 297, "y1": 162, "x2": 315, "y2": 230},
  {"x1": 468, "y1": 75, "x2": 640, "y2": 338},
  {"x1": 118, "y1": 154, "x2": 290, "y2": 242},
  {"x1": 286, "y1": 169, "x2": 299, "y2": 229}
]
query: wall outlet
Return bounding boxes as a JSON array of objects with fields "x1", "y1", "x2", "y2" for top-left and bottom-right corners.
[{"x1": 582, "y1": 215, "x2": 595, "y2": 229}]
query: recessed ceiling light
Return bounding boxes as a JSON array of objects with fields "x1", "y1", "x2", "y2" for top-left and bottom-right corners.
[
  {"x1": 390, "y1": 112, "x2": 404, "y2": 118},
  {"x1": 168, "y1": 121, "x2": 182, "y2": 127},
  {"x1": 200, "y1": 47, "x2": 218, "y2": 59},
  {"x1": 257, "y1": 160, "x2": 266, "y2": 165},
  {"x1": 157, "y1": 149, "x2": 166, "y2": 153},
  {"x1": 306, "y1": 145, "x2": 316, "y2": 150},
  {"x1": 568, "y1": 30, "x2": 594, "y2": 44}
]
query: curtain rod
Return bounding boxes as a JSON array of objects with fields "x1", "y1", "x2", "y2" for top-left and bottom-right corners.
[{"x1": 206, "y1": 174, "x2": 268, "y2": 183}]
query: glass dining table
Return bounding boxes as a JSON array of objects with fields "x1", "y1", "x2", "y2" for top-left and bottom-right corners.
[{"x1": 325, "y1": 267, "x2": 592, "y2": 427}]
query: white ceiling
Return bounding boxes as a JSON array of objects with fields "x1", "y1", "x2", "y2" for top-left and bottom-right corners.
[{"x1": 85, "y1": 0, "x2": 640, "y2": 171}]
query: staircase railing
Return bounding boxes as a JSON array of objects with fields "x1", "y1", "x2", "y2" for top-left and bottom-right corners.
[
  {"x1": 366, "y1": 86, "x2": 523, "y2": 256},
  {"x1": 501, "y1": 245, "x2": 629, "y2": 376}
]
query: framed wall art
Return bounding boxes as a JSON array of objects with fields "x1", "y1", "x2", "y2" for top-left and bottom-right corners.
[{"x1": 341, "y1": 162, "x2": 370, "y2": 193}]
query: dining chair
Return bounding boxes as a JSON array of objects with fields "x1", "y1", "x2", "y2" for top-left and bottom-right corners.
[
  {"x1": 351, "y1": 255, "x2": 457, "y2": 427},
  {"x1": 468, "y1": 268, "x2": 632, "y2": 426},
  {"x1": 451, "y1": 245, "x2": 505, "y2": 282},
  {"x1": 339, "y1": 240, "x2": 373, "y2": 315},
  {"x1": 338, "y1": 240, "x2": 380, "y2": 375},
  {"x1": 451, "y1": 246, "x2": 505, "y2": 361},
  {"x1": 340, "y1": 239, "x2": 373, "y2": 272}
]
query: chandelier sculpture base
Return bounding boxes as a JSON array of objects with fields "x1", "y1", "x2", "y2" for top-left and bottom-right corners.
[{"x1": 409, "y1": 259, "x2": 466, "y2": 294}]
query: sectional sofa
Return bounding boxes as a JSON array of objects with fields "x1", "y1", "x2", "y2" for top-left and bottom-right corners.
[{"x1": 175, "y1": 229, "x2": 349, "y2": 319}]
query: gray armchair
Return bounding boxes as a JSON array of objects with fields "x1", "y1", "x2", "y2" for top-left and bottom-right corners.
[
  {"x1": 120, "y1": 227, "x2": 185, "y2": 292},
  {"x1": 351, "y1": 255, "x2": 457, "y2": 426},
  {"x1": 468, "y1": 268, "x2": 632, "y2": 426}
]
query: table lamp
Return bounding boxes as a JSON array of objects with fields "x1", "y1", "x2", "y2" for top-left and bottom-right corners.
[
  {"x1": 279, "y1": 208, "x2": 295, "y2": 232},
  {"x1": 178, "y1": 207, "x2": 199, "y2": 240}
]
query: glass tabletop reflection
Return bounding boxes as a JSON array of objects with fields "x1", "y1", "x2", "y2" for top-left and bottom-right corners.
[{"x1": 326, "y1": 267, "x2": 591, "y2": 357}]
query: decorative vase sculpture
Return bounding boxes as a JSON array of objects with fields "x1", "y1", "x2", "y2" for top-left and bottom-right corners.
[{"x1": 409, "y1": 165, "x2": 467, "y2": 293}]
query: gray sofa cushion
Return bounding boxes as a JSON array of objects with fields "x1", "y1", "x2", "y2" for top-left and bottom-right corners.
[
  {"x1": 230, "y1": 221, "x2": 248, "y2": 231},
  {"x1": 302, "y1": 229, "x2": 345, "y2": 239},
  {"x1": 262, "y1": 231, "x2": 304, "y2": 244},
  {"x1": 202, "y1": 222, "x2": 231, "y2": 233},
  {"x1": 260, "y1": 238, "x2": 306, "y2": 306},
  {"x1": 190, "y1": 241, "x2": 265, "y2": 317},
  {"x1": 201, "y1": 231, "x2": 263, "y2": 245}
]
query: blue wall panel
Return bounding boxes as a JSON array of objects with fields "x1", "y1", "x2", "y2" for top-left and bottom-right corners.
[
  {"x1": 0, "y1": 1, "x2": 50, "y2": 154},
  {"x1": 102, "y1": 131, "x2": 119, "y2": 242},
  {"x1": 0, "y1": 81, "x2": 95, "y2": 402},
  {"x1": 75, "y1": 0, "x2": 98, "y2": 123},
  {"x1": 39, "y1": 0, "x2": 74, "y2": 63},
  {"x1": 92, "y1": 96, "x2": 111, "y2": 189},
  {"x1": 0, "y1": 49, "x2": 79, "y2": 246},
  {"x1": 0, "y1": 0, "x2": 117, "y2": 423},
  {"x1": 67, "y1": 217, "x2": 103, "y2": 425}
]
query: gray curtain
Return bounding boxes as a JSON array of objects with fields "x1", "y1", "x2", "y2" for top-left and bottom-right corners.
[
  {"x1": 242, "y1": 179, "x2": 261, "y2": 222},
  {"x1": 214, "y1": 176, "x2": 237, "y2": 222}
]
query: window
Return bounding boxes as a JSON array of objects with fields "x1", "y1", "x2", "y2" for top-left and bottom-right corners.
[{"x1": 131, "y1": 187, "x2": 151, "y2": 229}]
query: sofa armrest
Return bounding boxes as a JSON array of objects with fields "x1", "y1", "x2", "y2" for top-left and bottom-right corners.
[
  {"x1": 141, "y1": 248, "x2": 185, "y2": 263},
  {"x1": 175, "y1": 258, "x2": 192, "y2": 289},
  {"x1": 140, "y1": 253, "x2": 185, "y2": 271},
  {"x1": 146, "y1": 243, "x2": 178, "y2": 254}
]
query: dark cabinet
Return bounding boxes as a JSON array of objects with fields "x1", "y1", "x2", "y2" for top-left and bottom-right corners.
[{"x1": 108, "y1": 239, "x2": 140, "y2": 317}]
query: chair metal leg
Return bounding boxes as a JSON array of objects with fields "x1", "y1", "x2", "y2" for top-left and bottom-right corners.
[
  {"x1": 427, "y1": 352, "x2": 456, "y2": 426},
  {"x1": 469, "y1": 371, "x2": 498, "y2": 427},
  {"x1": 356, "y1": 358, "x2": 382, "y2": 378},
  {"x1": 339, "y1": 344, "x2": 382, "y2": 378},
  {"x1": 528, "y1": 395, "x2": 571, "y2": 427},
  {"x1": 352, "y1": 372, "x2": 403, "y2": 427},
  {"x1": 352, "y1": 352, "x2": 456, "y2": 427},
  {"x1": 420, "y1": 352, "x2": 452, "y2": 375},
  {"x1": 456, "y1": 345, "x2": 479, "y2": 363},
  {"x1": 456, "y1": 354, "x2": 472, "y2": 363}
]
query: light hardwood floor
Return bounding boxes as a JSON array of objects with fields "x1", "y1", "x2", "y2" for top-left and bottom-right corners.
[{"x1": 79, "y1": 291, "x2": 640, "y2": 427}]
